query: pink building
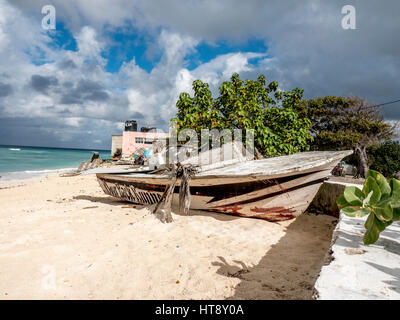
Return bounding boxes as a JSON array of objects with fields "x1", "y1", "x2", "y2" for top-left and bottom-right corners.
[{"x1": 122, "y1": 131, "x2": 169, "y2": 158}]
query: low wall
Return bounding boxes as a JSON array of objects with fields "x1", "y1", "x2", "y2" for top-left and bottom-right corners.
[{"x1": 308, "y1": 180, "x2": 362, "y2": 217}]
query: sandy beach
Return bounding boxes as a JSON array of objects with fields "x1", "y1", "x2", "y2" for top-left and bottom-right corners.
[{"x1": 0, "y1": 173, "x2": 337, "y2": 299}]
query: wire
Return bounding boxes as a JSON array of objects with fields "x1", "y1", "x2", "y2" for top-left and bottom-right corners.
[{"x1": 367, "y1": 99, "x2": 400, "y2": 109}]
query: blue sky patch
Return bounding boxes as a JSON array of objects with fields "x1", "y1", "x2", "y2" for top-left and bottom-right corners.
[
  {"x1": 102, "y1": 26, "x2": 161, "y2": 73},
  {"x1": 47, "y1": 22, "x2": 78, "y2": 52},
  {"x1": 36, "y1": 21, "x2": 268, "y2": 73},
  {"x1": 185, "y1": 38, "x2": 268, "y2": 70},
  {"x1": 100, "y1": 27, "x2": 268, "y2": 73},
  {"x1": 28, "y1": 22, "x2": 77, "y2": 66}
]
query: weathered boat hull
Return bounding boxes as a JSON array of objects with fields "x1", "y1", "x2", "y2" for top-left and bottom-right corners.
[{"x1": 96, "y1": 150, "x2": 352, "y2": 222}]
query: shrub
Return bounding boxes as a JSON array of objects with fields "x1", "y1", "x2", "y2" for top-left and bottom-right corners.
[
  {"x1": 337, "y1": 170, "x2": 400, "y2": 245},
  {"x1": 369, "y1": 140, "x2": 400, "y2": 178}
]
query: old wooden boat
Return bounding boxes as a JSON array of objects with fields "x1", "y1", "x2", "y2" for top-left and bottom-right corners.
[{"x1": 95, "y1": 149, "x2": 352, "y2": 222}]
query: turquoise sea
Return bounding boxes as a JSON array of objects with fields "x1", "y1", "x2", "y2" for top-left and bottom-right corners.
[{"x1": 0, "y1": 145, "x2": 110, "y2": 181}]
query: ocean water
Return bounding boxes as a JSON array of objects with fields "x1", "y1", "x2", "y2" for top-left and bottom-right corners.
[{"x1": 0, "y1": 145, "x2": 110, "y2": 181}]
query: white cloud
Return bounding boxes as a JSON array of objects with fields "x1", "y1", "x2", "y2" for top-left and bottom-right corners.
[
  {"x1": 2, "y1": 0, "x2": 400, "y2": 149},
  {"x1": 0, "y1": 3, "x2": 10, "y2": 52},
  {"x1": 75, "y1": 26, "x2": 104, "y2": 61},
  {"x1": 189, "y1": 52, "x2": 266, "y2": 87},
  {"x1": 127, "y1": 89, "x2": 156, "y2": 115},
  {"x1": 64, "y1": 117, "x2": 82, "y2": 127},
  {"x1": 158, "y1": 30, "x2": 198, "y2": 64},
  {"x1": 174, "y1": 69, "x2": 194, "y2": 96}
]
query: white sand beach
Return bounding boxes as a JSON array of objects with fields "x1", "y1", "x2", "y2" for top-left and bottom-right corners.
[{"x1": 0, "y1": 173, "x2": 336, "y2": 299}]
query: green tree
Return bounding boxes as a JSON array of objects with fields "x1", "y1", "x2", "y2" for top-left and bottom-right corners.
[
  {"x1": 369, "y1": 140, "x2": 400, "y2": 178},
  {"x1": 174, "y1": 73, "x2": 312, "y2": 157},
  {"x1": 176, "y1": 79, "x2": 223, "y2": 133},
  {"x1": 294, "y1": 96, "x2": 397, "y2": 178}
]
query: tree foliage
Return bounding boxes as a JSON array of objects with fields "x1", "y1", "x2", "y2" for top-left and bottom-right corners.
[
  {"x1": 295, "y1": 96, "x2": 394, "y2": 150},
  {"x1": 337, "y1": 170, "x2": 400, "y2": 245},
  {"x1": 174, "y1": 73, "x2": 312, "y2": 157},
  {"x1": 369, "y1": 140, "x2": 400, "y2": 178},
  {"x1": 294, "y1": 96, "x2": 397, "y2": 177}
]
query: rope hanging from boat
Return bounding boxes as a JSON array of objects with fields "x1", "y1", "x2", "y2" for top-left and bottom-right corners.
[{"x1": 152, "y1": 162, "x2": 198, "y2": 223}]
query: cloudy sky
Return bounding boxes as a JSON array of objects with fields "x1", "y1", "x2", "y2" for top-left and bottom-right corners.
[{"x1": 0, "y1": 0, "x2": 399, "y2": 149}]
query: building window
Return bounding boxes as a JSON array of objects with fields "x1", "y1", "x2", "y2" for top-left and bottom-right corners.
[{"x1": 135, "y1": 137, "x2": 144, "y2": 144}]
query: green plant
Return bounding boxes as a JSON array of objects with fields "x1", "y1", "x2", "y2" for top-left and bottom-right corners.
[
  {"x1": 174, "y1": 73, "x2": 313, "y2": 157},
  {"x1": 293, "y1": 96, "x2": 396, "y2": 178},
  {"x1": 337, "y1": 170, "x2": 400, "y2": 245},
  {"x1": 369, "y1": 140, "x2": 400, "y2": 178}
]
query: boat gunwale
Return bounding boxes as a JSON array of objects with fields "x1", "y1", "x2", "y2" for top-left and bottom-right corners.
[{"x1": 96, "y1": 150, "x2": 352, "y2": 183}]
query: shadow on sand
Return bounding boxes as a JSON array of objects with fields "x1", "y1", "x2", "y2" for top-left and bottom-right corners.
[
  {"x1": 74, "y1": 194, "x2": 241, "y2": 222},
  {"x1": 173, "y1": 206, "x2": 242, "y2": 222},
  {"x1": 75, "y1": 193, "x2": 336, "y2": 299},
  {"x1": 73, "y1": 195, "x2": 134, "y2": 207},
  {"x1": 212, "y1": 213, "x2": 337, "y2": 300}
]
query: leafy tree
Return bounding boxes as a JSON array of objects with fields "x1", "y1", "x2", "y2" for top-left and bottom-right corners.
[
  {"x1": 369, "y1": 140, "x2": 400, "y2": 178},
  {"x1": 174, "y1": 73, "x2": 312, "y2": 157},
  {"x1": 337, "y1": 170, "x2": 400, "y2": 245},
  {"x1": 176, "y1": 80, "x2": 223, "y2": 133},
  {"x1": 294, "y1": 96, "x2": 397, "y2": 178}
]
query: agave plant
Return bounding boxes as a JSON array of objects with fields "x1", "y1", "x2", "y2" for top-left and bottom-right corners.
[{"x1": 337, "y1": 170, "x2": 400, "y2": 245}]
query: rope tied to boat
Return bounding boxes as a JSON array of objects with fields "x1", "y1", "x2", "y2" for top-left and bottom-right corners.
[{"x1": 152, "y1": 162, "x2": 198, "y2": 223}]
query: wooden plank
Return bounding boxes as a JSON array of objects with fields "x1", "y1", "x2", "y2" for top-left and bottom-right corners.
[
  {"x1": 206, "y1": 169, "x2": 331, "y2": 208},
  {"x1": 207, "y1": 182, "x2": 323, "y2": 221}
]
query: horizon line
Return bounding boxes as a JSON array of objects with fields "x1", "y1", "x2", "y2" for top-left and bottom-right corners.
[{"x1": 0, "y1": 144, "x2": 110, "y2": 152}]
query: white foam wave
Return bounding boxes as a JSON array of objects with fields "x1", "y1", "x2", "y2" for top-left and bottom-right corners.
[
  {"x1": 0, "y1": 167, "x2": 76, "y2": 181},
  {"x1": 9, "y1": 148, "x2": 21, "y2": 151},
  {"x1": 23, "y1": 168, "x2": 75, "y2": 174}
]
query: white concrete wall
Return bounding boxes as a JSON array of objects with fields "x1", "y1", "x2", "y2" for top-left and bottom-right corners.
[
  {"x1": 111, "y1": 135, "x2": 122, "y2": 157},
  {"x1": 314, "y1": 181, "x2": 400, "y2": 300}
]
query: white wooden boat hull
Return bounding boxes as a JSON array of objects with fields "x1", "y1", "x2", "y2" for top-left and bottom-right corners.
[{"x1": 96, "y1": 150, "x2": 352, "y2": 222}]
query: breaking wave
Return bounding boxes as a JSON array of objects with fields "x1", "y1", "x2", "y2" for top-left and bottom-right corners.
[{"x1": 0, "y1": 168, "x2": 75, "y2": 181}]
